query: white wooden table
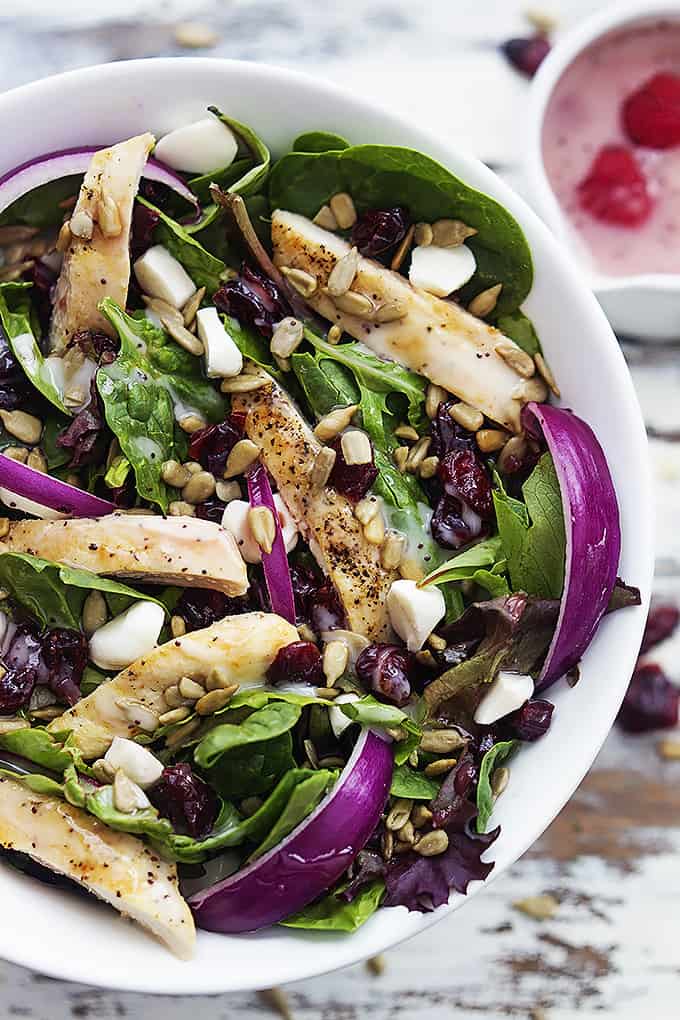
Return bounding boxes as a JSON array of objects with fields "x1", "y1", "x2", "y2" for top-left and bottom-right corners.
[{"x1": 0, "y1": 1, "x2": 678, "y2": 1016}]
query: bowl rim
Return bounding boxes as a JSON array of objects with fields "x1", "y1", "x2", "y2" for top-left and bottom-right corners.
[
  {"x1": 526, "y1": 0, "x2": 680, "y2": 294},
  {"x1": 0, "y1": 55, "x2": 654, "y2": 994}
]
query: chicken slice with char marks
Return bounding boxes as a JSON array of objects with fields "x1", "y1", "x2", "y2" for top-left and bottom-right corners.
[
  {"x1": 0, "y1": 774, "x2": 195, "y2": 958},
  {"x1": 232, "y1": 380, "x2": 397, "y2": 641},
  {"x1": 0, "y1": 514, "x2": 248, "y2": 597}
]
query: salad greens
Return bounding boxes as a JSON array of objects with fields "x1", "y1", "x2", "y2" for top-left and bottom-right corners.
[
  {"x1": 138, "y1": 199, "x2": 226, "y2": 294},
  {"x1": 282, "y1": 880, "x2": 385, "y2": 932},
  {"x1": 0, "y1": 282, "x2": 68, "y2": 414},
  {"x1": 476, "y1": 740, "x2": 518, "y2": 832}
]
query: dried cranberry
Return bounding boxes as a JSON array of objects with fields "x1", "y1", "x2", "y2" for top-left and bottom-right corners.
[
  {"x1": 430, "y1": 402, "x2": 475, "y2": 460},
  {"x1": 56, "y1": 378, "x2": 106, "y2": 468},
  {"x1": 150, "y1": 763, "x2": 218, "y2": 839},
  {"x1": 188, "y1": 415, "x2": 244, "y2": 476},
  {"x1": 641, "y1": 605, "x2": 680, "y2": 654},
  {"x1": 351, "y1": 207, "x2": 409, "y2": 257},
  {"x1": 0, "y1": 667, "x2": 36, "y2": 713},
  {"x1": 289, "y1": 563, "x2": 320, "y2": 621},
  {"x1": 41, "y1": 628, "x2": 88, "y2": 706},
  {"x1": 0, "y1": 325, "x2": 32, "y2": 411},
  {"x1": 617, "y1": 663, "x2": 679, "y2": 733},
  {"x1": 501, "y1": 35, "x2": 551, "y2": 78},
  {"x1": 356, "y1": 643, "x2": 412, "y2": 706},
  {"x1": 214, "y1": 264, "x2": 290, "y2": 338},
  {"x1": 328, "y1": 436, "x2": 378, "y2": 503},
  {"x1": 439, "y1": 448, "x2": 493, "y2": 519},
  {"x1": 194, "y1": 497, "x2": 227, "y2": 524},
  {"x1": 431, "y1": 494, "x2": 482, "y2": 550},
  {"x1": 623, "y1": 72, "x2": 680, "y2": 150},
  {"x1": 310, "y1": 578, "x2": 346, "y2": 632},
  {"x1": 266, "y1": 641, "x2": 323, "y2": 687},
  {"x1": 509, "y1": 699, "x2": 554, "y2": 741},
  {"x1": 130, "y1": 201, "x2": 160, "y2": 259},
  {"x1": 73, "y1": 329, "x2": 119, "y2": 362},
  {"x1": 175, "y1": 589, "x2": 249, "y2": 632}
]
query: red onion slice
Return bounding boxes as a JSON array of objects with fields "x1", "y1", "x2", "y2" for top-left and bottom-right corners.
[
  {"x1": 523, "y1": 403, "x2": 621, "y2": 688},
  {"x1": 188, "y1": 728, "x2": 392, "y2": 933},
  {"x1": 0, "y1": 147, "x2": 199, "y2": 216},
  {"x1": 247, "y1": 462, "x2": 296, "y2": 625},
  {"x1": 0, "y1": 453, "x2": 114, "y2": 518}
]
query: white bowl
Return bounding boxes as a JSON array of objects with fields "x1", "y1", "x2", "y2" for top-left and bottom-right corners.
[
  {"x1": 527, "y1": 0, "x2": 680, "y2": 341},
  {"x1": 0, "y1": 57, "x2": 652, "y2": 994}
]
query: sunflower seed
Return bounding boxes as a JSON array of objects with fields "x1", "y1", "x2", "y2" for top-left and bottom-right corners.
[
  {"x1": 495, "y1": 341, "x2": 535, "y2": 378},
  {"x1": 327, "y1": 324, "x2": 342, "y2": 344},
  {"x1": 374, "y1": 300, "x2": 408, "y2": 323},
  {"x1": 534, "y1": 352, "x2": 561, "y2": 397},
  {"x1": 158, "y1": 706, "x2": 191, "y2": 726},
  {"x1": 97, "y1": 192, "x2": 122, "y2": 238},
  {"x1": 414, "y1": 829, "x2": 449, "y2": 856},
  {"x1": 405, "y1": 435, "x2": 431, "y2": 473},
  {"x1": 327, "y1": 246, "x2": 360, "y2": 297},
  {"x1": 313, "y1": 204, "x2": 338, "y2": 230},
  {"x1": 168, "y1": 500, "x2": 196, "y2": 517},
  {"x1": 181, "y1": 470, "x2": 216, "y2": 505},
  {"x1": 381, "y1": 530, "x2": 406, "y2": 570},
  {"x1": 468, "y1": 283, "x2": 503, "y2": 318},
  {"x1": 449, "y1": 401, "x2": 484, "y2": 432},
  {"x1": 419, "y1": 456, "x2": 439, "y2": 480},
  {"x1": 91, "y1": 759, "x2": 115, "y2": 784},
  {"x1": 381, "y1": 830, "x2": 394, "y2": 859},
  {"x1": 354, "y1": 496, "x2": 381, "y2": 526},
  {"x1": 423, "y1": 757, "x2": 458, "y2": 777},
  {"x1": 476, "y1": 428, "x2": 509, "y2": 453},
  {"x1": 170, "y1": 615, "x2": 187, "y2": 638},
  {"x1": 174, "y1": 21, "x2": 220, "y2": 48},
  {"x1": 224, "y1": 438, "x2": 260, "y2": 478},
  {"x1": 281, "y1": 266, "x2": 317, "y2": 298},
  {"x1": 271, "y1": 317, "x2": 304, "y2": 359},
  {"x1": 363, "y1": 513, "x2": 385, "y2": 545},
  {"x1": 215, "y1": 479, "x2": 240, "y2": 503},
  {"x1": 526, "y1": 8, "x2": 557, "y2": 33},
  {"x1": 310, "y1": 445, "x2": 337, "y2": 492},
  {"x1": 491, "y1": 765, "x2": 510, "y2": 797},
  {"x1": 414, "y1": 222, "x2": 433, "y2": 247},
  {"x1": 398, "y1": 556, "x2": 425, "y2": 581},
  {"x1": 322, "y1": 640, "x2": 349, "y2": 687},
  {"x1": 178, "y1": 413, "x2": 207, "y2": 434},
  {"x1": 393, "y1": 446, "x2": 410, "y2": 472},
  {"x1": 161, "y1": 459, "x2": 191, "y2": 488},
  {"x1": 386, "y1": 798, "x2": 413, "y2": 831},
  {"x1": 315, "y1": 687, "x2": 341, "y2": 700},
  {"x1": 411, "y1": 804, "x2": 433, "y2": 828},
  {"x1": 314, "y1": 404, "x2": 359, "y2": 442},
  {"x1": 248, "y1": 505, "x2": 276, "y2": 554},
  {"x1": 196, "y1": 687, "x2": 236, "y2": 715},
  {"x1": 165, "y1": 719, "x2": 201, "y2": 749},
  {"x1": 420, "y1": 729, "x2": 467, "y2": 753},
  {"x1": 393, "y1": 424, "x2": 419, "y2": 442},
  {"x1": 206, "y1": 670, "x2": 239, "y2": 693},
  {"x1": 160, "y1": 313, "x2": 204, "y2": 356},
  {"x1": 390, "y1": 223, "x2": 415, "y2": 271},
  {"x1": 341, "y1": 428, "x2": 372, "y2": 465},
  {"x1": 142, "y1": 294, "x2": 183, "y2": 325},
  {"x1": 397, "y1": 819, "x2": 416, "y2": 845},
  {"x1": 220, "y1": 373, "x2": 269, "y2": 393},
  {"x1": 82, "y1": 590, "x2": 107, "y2": 637},
  {"x1": 115, "y1": 698, "x2": 160, "y2": 732},
  {"x1": 431, "y1": 218, "x2": 477, "y2": 247},
  {"x1": 29, "y1": 706, "x2": 63, "y2": 721},
  {"x1": 180, "y1": 286, "x2": 205, "y2": 328},
  {"x1": 113, "y1": 770, "x2": 149, "y2": 814},
  {"x1": 332, "y1": 289, "x2": 374, "y2": 318},
  {"x1": 0, "y1": 409, "x2": 42, "y2": 445},
  {"x1": 55, "y1": 221, "x2": 72, "y2": 252},
  {"x1": 513, "y1": 894, "x2": 559, "y2": 921},
  {"x1": 329, "y1": 192, "x2": 357, "y2": 229},
  {"x1": 428, "y1": 633, "x2": 447, "y2": 652},
  {"x1": 425, "y1": 383, "x2": 448, "y2": 419},
  {"x1": 26, "y1": 448, "x2": 47, "y2": 473}
]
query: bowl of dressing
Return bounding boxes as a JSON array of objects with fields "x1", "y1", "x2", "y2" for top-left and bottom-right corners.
[{"x1": 527, "y1": 1, "x2": 680, "y2": 340}]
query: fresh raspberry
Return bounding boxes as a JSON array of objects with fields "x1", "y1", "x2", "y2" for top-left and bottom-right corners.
[
  {"x1": 577, "y1": 145, "x2": 653, "y2": 227},
  {"x1": 623, "y1": 72, "x2": 680, "y2": 149}
]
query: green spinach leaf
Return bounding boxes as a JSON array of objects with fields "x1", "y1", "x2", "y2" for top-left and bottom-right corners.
[
  {"x1": 292, "y1": 131, "x2": 350, "y2": 153},
  {"x1": 496, "y1": 310, "x2": 541, "y2": 356},
  {"x1": 138, "y1": 198, "x2": 226, "y2": 294},
  {"x1": 420, "y1": 535, "x2": 510, "y2": 598},
  {"x1": 0, "y1": 283, "x2": 68, "y2": 413},
  {"x1": 249, "y1": 770, "x2": 335, "y2": 860},
  {"x1": 0, "y1": 726, "x2": 80, "y2": 773},
  {"x1": 194, "y1": 701, "x2": 301, "y2": 770},
  {"x1": 204, "y1": 732, "x2": 295, "y2": 799},
  {"x1": 476, "y1": 739, "x2": 519, "y2": 832},
  {"x1": 269, "y1": 146, "x2": 533, "y2": 315},
  {"x1": 0, "y1": 177, "x2": 81, "y2": 228},
  {"x1": 390, "y1": 762, "x2": 440, "y2": 800},
  {"x1": 282, "y1": 879, "x2": 385, "y2": 932}
]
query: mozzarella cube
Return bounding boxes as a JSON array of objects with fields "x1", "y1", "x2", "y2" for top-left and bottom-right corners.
[
  {"x1": 409, "y1": 243, "x2": 477, "y2": 297},
  {"x1": 329, "y1": 693, "x2": 360, "y2": 739},
  {"x1": 134, "y1": 245, "x2": 196, "y2": 309},
  {"x1": 88, "y1": 601, "x2": 165, "y2": 672},
  {"x1": 474, "y1": 670, "x2": 534, "y2": 726},
  {"x1": 197, "y1": 307, "x2": 243, "y2": 378},
  {"x1": 386, "y1": 579, "x2": 446, "y2": 651},
  {"x1": 154, "y1": 117, "x2": 238, "y2": 175},
  {"x1": 104, "y1": 737, "x2": 164, "y2": 790},
  {"x1": 221, "y1": 495, "x2": 298, "y2": 564}
]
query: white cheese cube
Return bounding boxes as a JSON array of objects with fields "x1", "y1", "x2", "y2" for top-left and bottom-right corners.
[
  {"x1": 89, "y1": 601, "x2": 165, "y2": 672},
  {"x1": 474, "y1": 670, "x2": 534, "y2": 726},
  {"x1": 104, "y1": 737, "x2": 164, "y2": 790},
  {"x1": 386, "y1": 579, "x2": 446, "y2": 651},
  {"x1": 197, "y1": 307, "x2": 243, "y2": 378},
  {"x1": 134, "y1": 245, "x2": 196, "y2": 309},
  {"x1": 409, "y1": 243, "x2": 477, "y2": 297},
  {"x1": 154, "y1": 117, "x2": 238, "y2": 175}
]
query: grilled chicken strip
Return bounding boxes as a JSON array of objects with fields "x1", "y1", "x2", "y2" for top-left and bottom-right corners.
[
  {"x1": 0, "y1": 774, "x2": 194, "y2": 958},
  {"x1": 1, "y1": 514, "x2": 248, "y2": 596},
  {"x1": 49, "y1": 133, "x2": 154, "y2": 352},
  {"x1": 232, "y1": 381, "x2": 397, "y2": 641},
  {"x1": 271, "y1": 210, "x2": 547, "y2": 434},
  {"x1": 49, "y1": 612, "x2": 299, "y2": 759}
]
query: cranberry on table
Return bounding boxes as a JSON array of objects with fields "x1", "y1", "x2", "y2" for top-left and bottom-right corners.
[
  {"x1": 267, "y1": 641, "x2": 323, "y2": 687},
  {"x1": 640, "y1": 605, "x2": 680, "y2": 655},
  {"x1": 355, "y1": 643, "x2": 412, "y2": 706},
  {"x1": 500, "y1": 34, "x2": 551, "y2": 78},
  {"x1": 351, "y1": 207, "x2": 409, "y2": 257},
  {"x1": 617, "y1": 663, "x2": 680, "y2": 734}
]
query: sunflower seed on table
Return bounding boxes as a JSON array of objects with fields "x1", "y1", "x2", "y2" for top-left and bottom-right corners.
[
  {"x1": 314, "y1": 404, "x2": 359, "y2": 442},
  {"x1": 449, "y1": 401, "x2": 484, "y2": 432},
  {"x1": 223, "y1": 438, "x2": 260, "y2": 478},
  {"x1": 181, "y1": 286, "x2": 206, "y2": 328},
  {"x1": 329, "y1": 192, "x2": 357, "y2": 229},
  {"x1": 657, "y1": 738, "x2": 680, "y2": 760},
  {"x1": 366, "y1": 955, "x2": 386, "y2": 977},
  {"x1": 196, "y1": 687, "x2": 235, "y2": 715},
  {"x1": 495, "y1": 341, "x2": 535, "y2": 378},
  {"x1": 332, "y1": 289, "x2": 374, "y2": 318},
  {"x1": 170, "y1": 615, "x2": 186, "y2": 638},
  {"x1": 476, "y1": 428, "x2": 509, "y2": 453},
  {"x1": 468, "y1": 283, "x2": 503, "y2": 318},
  {"x1": 257, "y1": 988, "x2": 293, "y2": 1020},
  {"x1": 415, "y1": 829, "x2": 449, "y2": 856},
  {"x1": 313, "y1": 204, "x2": 339, "y2": 231},
  {"x1": 82, "y1": 590, "x2": 107, "y2": 637},
  {"x1": 513, "y1": 894, "x2": 559, "y2": 921},
  {"x1": 327, "y1": 246, "x2": 360, "y2": 297},
  {"x1": 281, "y1": 266, "x2": 318, "y2": 298},
  {"x1": 174, "y1": 21, "x2": 220, "y2": 48},
  {"x1": 271, "y1": 317, "x2": 304, "y2": 358},
  {"x1": 386, "y1": 798, "x2": 413, "y2": 831},
  {"x1": 390, "y1": 223, "x2": 415, "y2": 271},
  {"x1": 0, "y1": 410, "x2": 42, "y2": 445},
  {"x1": 534, "y1": 352, "x2": 561, "y2": 397},
  {"x1": 181, "y1": 471, "x2": 216, "y2": 505},
  {"x1": 161, "y1": 459, "x2": 191, "y2": 488}
]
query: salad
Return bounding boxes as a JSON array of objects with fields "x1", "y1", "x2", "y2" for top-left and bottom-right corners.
[{"x1": 0, "y1": 110, "x2": 640, "y2": 958}]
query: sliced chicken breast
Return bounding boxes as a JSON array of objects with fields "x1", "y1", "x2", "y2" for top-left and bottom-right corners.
[
  {"x1": 232, "y1": 380, "x2": 397, "y2": 641},
  {"x1": 1, "y1": 514, "x2": 248, "y2": 596},
  {"x1": 271, "y1": 210, "x2": 547, "y2": 433},
  {"x1": 49, "y1": 133, "x2": 155, "y2": 352},
  {"x1": 49, "y1": 612, "x2": 299, "y2": 759},
  {"x1": 0, "y1": 774, "x2": 194, "y2": 958}
]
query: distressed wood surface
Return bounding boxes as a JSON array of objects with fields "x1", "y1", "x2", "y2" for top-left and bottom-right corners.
[{"x1": 0, "y1": 1, "x2": 678, "y2": 1016}]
